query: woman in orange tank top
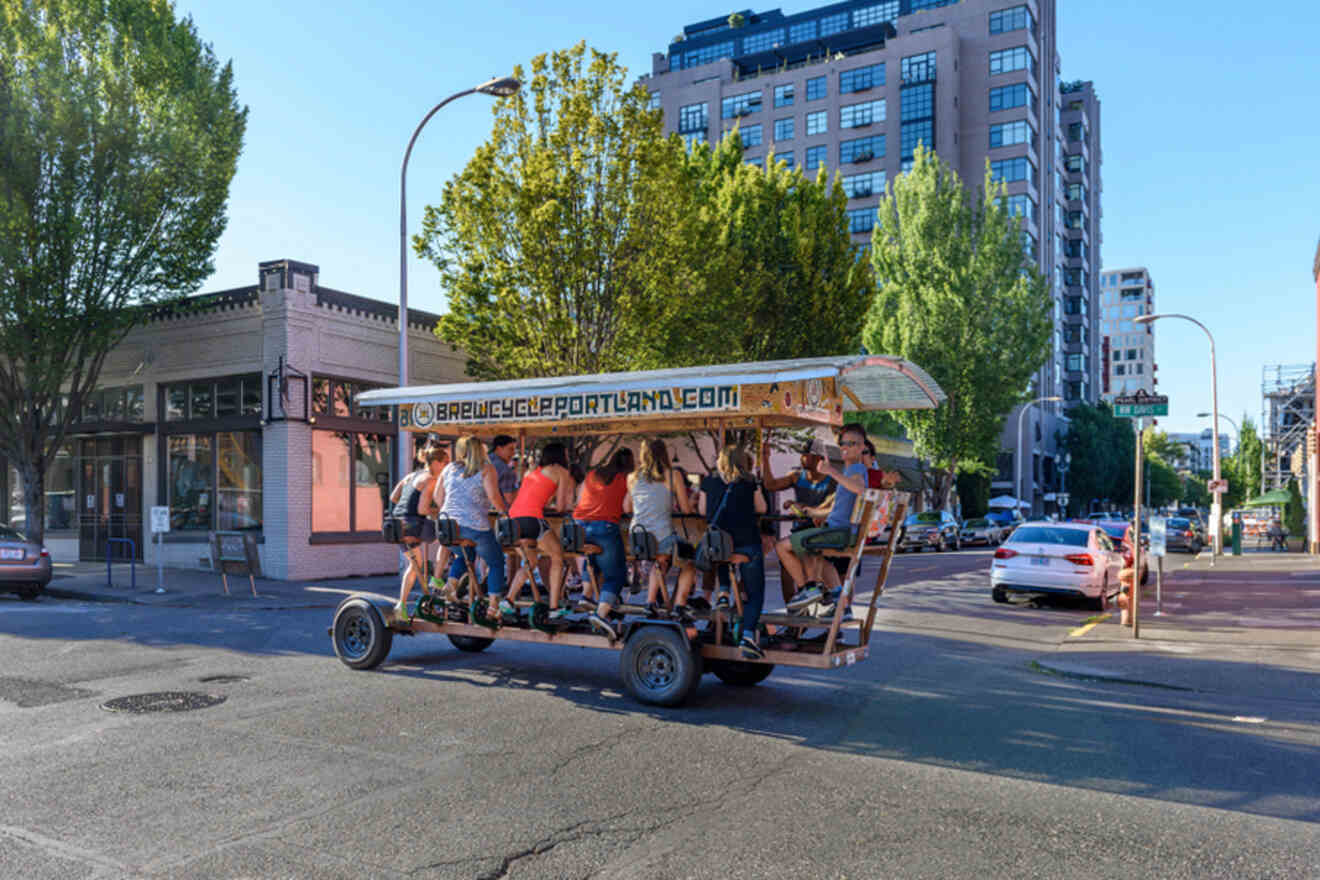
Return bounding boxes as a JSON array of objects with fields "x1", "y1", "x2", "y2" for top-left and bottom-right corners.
[
  {"x1": 572, "y1": 448, "x2": 635, "y2": 640},
  {"x1": 506, "y1": 443, "x2": 576, "y2": 618}
]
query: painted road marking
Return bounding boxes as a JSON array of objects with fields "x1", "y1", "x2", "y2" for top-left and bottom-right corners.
[{"x1": 1069, "y1": 615, "x2": 1111, "y2": 637}]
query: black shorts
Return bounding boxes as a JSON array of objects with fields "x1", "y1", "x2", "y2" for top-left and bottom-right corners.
[
  {"x1": 510, "y1": 516, "x2": 550, "y2": 540},
  {"x1": 402, "y1": 516, "x2": 436, "y2": 543}
]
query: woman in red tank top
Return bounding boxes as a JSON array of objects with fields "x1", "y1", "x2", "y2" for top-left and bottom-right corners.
[
  {"x1": 573, "y1": 448, "x2": 636, "y2": 640},
  {"x1": 506, "y1": 443, "x2": 576, "y2": 617}
]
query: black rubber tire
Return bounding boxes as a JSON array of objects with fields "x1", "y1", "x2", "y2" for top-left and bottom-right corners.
[
  {"x1": 448, "y1": 634, "x2": 495, "y2": 653},
  {"x1": 1140, "y1": 565, "x2": 1150, "y2": 586},
  {"x1": 332, "y1": 597, "x2": 393, "y2": 670},
  {"x1": 935, "y1": 536, "x2": 946, "y2": 553},
  {"x1": 619, "y1": 626, "x2": 700, "y2": 707},
  {"x1": 708, "y1": 659, "x2": 774, "y2": 687},
  {"x1": 1088, "y1": 576, "x2": 1108, "y2": 611},
  {"x1": 992, "y1": 586, "x2": 1008, "y2": 604},
  {"x1": 17, "y1": 586, "x2": 42, "y2": 601}
]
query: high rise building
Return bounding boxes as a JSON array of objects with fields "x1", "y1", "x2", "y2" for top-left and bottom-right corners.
[
  {"x1": 644, "y1": 0, "x2": 1101, "y2": 514},
  {"x1": 1098, "y1": 267, "x2": 1156, "y2": 401}
]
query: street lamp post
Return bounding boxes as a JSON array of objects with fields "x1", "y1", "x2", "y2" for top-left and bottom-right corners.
[
  {"x1": 1136, "y1": 312, "x2": 1221, "y2": 556},
  {"x1": 396, "y1": 75, "x2": 520, "y2": 480},
  {"x1": 1196, "y1": 411, "x2": 1238, "y2": 471},
  {"x1": 1016, "y1": 396, "x2": 1063, "y2": 517}
]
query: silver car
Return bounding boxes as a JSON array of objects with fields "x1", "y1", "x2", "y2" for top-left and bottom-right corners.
[
  {"x1": 960, "y1": 517, "x2": 1005, "y2": 547},
  {"x1": 0, "y1": 524, "x2": 52, "y2": 600}
]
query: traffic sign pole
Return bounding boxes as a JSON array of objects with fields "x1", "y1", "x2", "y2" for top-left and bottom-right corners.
[{"x1": 1131, "y1": 420, "x2": 1143, "y2": 639}]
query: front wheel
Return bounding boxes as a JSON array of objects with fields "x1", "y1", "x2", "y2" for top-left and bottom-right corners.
[
  {"x1": 620, "y1": 626, "x2": 700, "y2": 707},
  {"x1": 17, "y1": 586, "x2": 42, "y2": 601},
  {"x1": 332, "y1": 597, "x2": 393, "y2": 670},
  {"x1": 708, "y1": 659, "x2": 774, "y2": 687}
]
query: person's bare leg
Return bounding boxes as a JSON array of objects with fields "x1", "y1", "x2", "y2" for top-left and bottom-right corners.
[
  {"x1": 674, "y1": 563, "x2": 697, "y2": 607},
  {"x1": 777, "y1": 536, "x2": 809, "y2": 590},
  {"x1": 397, "y1": 542, "x2": 420, "y2": 609}
]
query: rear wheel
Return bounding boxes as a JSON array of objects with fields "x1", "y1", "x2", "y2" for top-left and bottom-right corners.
[
  {"x1": 708, "y1": 659, "x2": 774, "y2": 687},
  {"x1": 992, "y1": 586, "x2": 1008, "y2": 604},
  {"x1": 1089, "y1": 576, "x2": 1108, "y2": 611},
  {"x1": 448, "y1": 634, "x2": 494, "y2": 653},
  {"x1": 17, "y1": 586, "x2": 41, "y2": 601},
  {"x1": 619, "y1": 626, "x2": 700, "y2": 707},
  {"x1": 332, "y1": 597, "x2": 393, "y2": 670}
]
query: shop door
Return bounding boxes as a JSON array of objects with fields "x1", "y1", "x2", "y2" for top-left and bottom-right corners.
[{"x1": 77, "y1": 438, "x2": 144, "y2": 562}]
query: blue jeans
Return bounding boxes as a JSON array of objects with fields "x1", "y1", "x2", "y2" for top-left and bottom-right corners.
[
  {"x1": 578, "y1": 520, "x2": 626, "y2": 606},
  {"x1": 446, "y1": 529, "x2": 508, "y2": 598},
  {"x1": 723, "y1": 543, "x2": 765, "y2": 637}
]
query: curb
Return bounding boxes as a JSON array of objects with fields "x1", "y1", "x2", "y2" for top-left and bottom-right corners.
[{"x1": 1028, "y1": 658, "x2": 1194, "y2": 691}]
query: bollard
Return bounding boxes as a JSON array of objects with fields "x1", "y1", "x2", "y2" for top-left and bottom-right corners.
[{"x1": 106, "y1": 538, "x2": 137, "y2": 590}]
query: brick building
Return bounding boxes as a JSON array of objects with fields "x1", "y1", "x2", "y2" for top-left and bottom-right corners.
[{"x1": 0, "y1": 259, "x2": 466, "y2": 580}]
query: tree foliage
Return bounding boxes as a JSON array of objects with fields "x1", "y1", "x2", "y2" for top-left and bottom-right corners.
[
  {"x1": 1223, "y1": 415, "x2": 1262, "y2": 509},
  {"x1": 0, "y1": 0, "x2": 246, "y2": 542},
  {"x1": 863, "y1": 145, "x2": 1052, "y2": 509},
  {"x1": 1284, "y1": 478, "x2": 1305, "y2": 538},
  {"x1": 1060, "y1": 402, "x2": 1134, "y2": 515}
]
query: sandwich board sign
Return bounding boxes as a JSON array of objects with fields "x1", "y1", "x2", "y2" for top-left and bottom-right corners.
[{"x1": 1113, "y1": 390, "x2": 1168, "y2": 418}]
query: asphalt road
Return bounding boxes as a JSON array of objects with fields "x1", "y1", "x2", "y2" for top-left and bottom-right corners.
[{"x1": 2, "y1": 548, "x2": 1317, "y2": 879}]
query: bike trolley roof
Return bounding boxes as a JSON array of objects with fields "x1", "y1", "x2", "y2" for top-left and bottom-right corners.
[{"x1": 358, "y1": 355, "x2": 945, "y2": 436}]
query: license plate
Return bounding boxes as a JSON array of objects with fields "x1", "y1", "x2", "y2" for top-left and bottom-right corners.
[
  {"x1": 1030, "y1": 556, "x2": 1049, "y2": 566},
  {"x1": 0, "y1": 548, "x2": 23, "y2": 560}
]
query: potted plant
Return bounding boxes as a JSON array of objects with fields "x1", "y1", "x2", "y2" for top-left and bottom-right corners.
[
  {"x1": 728, "y1": 12, "x2": 746, "y2": 28},
  {"x1": 1284, "y1": 479, "x2": 1306, "y2": 552}
]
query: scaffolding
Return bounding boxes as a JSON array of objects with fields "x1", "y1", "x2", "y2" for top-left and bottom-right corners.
[{"x1": 1261, "y1": 363, "x2": 1315, "y2": 491}]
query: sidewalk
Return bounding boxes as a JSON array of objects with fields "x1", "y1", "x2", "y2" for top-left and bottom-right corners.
[
  {"x1": 43, "y1": 560, "x2": 401, "y2": 611},
  {"x1": 1038, "y1": 549, "x2": 1320, "y2": 699}
]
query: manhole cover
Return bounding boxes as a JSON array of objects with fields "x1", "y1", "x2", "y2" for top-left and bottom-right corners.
[
  {"x1": 100, "y1": 692, "x2": 226, "y2": 714},
  {"x1": 198, "y1": 674, "x2": 249, "y2": 684}
]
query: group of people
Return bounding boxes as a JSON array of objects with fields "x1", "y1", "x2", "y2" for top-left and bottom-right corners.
[{"x1": 388, "y1": 424, "x2": 896, "y2": 661}]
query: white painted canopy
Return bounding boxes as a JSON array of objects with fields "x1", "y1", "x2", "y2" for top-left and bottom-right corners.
[{"x1": 357, "y1": 355, "x2": 945, "y2": 412}]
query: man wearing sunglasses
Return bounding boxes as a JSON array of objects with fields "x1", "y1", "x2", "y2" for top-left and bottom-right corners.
[{"x1": 779, "y1": 423, "x2": 870, "y2": 613}]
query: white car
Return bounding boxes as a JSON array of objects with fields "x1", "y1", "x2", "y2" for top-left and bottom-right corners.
[{"x1": 989, "y1": 522, "x2": 1123, "y2": 610}]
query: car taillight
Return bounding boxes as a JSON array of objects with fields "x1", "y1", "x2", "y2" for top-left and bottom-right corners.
[
  {"x1": 1184, "y1": 530, "x2": 1193, "y2": 538},
  {"x1": 1064, "y1": 553, "x2": 1094, "y2": 566},
  {"x1": 993, "y1": 547, "x2": 1017, "y2": 559},
  {"x1": 39, "y1": 548, "x2": 49, "y2": 557}
]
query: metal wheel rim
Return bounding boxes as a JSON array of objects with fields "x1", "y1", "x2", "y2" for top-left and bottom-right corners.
[
  {"x1": 636, "y1": 644, "x2": 679, "y2": 690},
  {"x1": 340, "y1": 610, "x2": 373, "y2": 659}
]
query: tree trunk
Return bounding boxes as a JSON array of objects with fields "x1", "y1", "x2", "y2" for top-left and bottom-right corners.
[{"x1": 19, "y1": 455, "x2": 46, "y2": 546}]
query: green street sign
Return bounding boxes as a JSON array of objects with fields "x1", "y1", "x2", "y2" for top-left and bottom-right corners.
[{"x1": 1113, "y1": 390, "x2": 1168, "y2": 418}]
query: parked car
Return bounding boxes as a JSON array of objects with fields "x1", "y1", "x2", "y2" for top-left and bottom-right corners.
[
  {"x1": 1164, "y1": 517, "x2": 1204, "y2": 553},
  {"x1": 897, "y1": 510, "x2": 961, "y2": 552},
  {"x1": 960, "y1": 517, "x2": 1006, "y2": 547},
  {"x1": 0, "y1": 523, "x2": 52, "y2": 600},
  {"x1": 1094, "y1": 519, "x2": 1149, "y2": 585},
  {"x1": 990, "y1": 522, "x2": 1124, "y2": 610}
]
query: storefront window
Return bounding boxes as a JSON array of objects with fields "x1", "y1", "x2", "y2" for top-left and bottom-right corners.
[
  {"x1": 312, "y1": 430, "x2": 392, "y2": 535},
  {"x1": 45, "y1": 447, "x2": 75, "y2": 532},
  {"x1": 312, "y1": 431, "x2": 350, "y2": 532},
  {"x1": 166, "y1": 386, "x2": 187, "y2": 420},
  {"x1": 6, "y1": 464, "x2": 22, "y2": 530},
  {"x1": 216, "y1": 377, "x2": 241, "y2": 417},
  {"x1": 169, "y1": 435, "x2": 214, "y2": 531},
  {"x1": 165, "y1": 375, "x2": 261, "y2": 421},
  {"x1": 217, "y1": 432, "x2": 262, "y2": 531}
]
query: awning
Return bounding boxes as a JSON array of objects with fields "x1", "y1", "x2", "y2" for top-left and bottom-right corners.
[{"x1": 1243, "y1": 488, "x2": 1291, "y2": 508}]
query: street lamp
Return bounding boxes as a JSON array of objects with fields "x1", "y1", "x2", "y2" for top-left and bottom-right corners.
[
  {"x1": 1136, "y1": 312, "x2": 1222, "y2": 556},
  {"x1": 397, "y1": 75, "x2": 520, "y2": 478},
  {"x1": 1016, "y1": 395, "x2": 1063, "y2": 516}
]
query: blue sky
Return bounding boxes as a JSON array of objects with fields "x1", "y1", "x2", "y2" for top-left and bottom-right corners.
[{"x1": 179, "y1": 0, "x2": 1320, "y2": 442}]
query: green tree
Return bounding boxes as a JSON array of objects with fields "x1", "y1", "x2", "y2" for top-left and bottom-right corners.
[
  {"x1": 1060, "y1": 402, "x2": 1134, "y2": 515},
  {"x1": 1142, "y1": 427, "x2": 1184, "y2": 467},
  {"x1": 863, "y1": 145, "x2": 1052, "y2": 510},
  {"x1": 1144, "y1": 455, "x2": 1181, "y2": 509},
  {"x1": 1181, "y1": 473, "x2": 1210, "y2": 508},
  {"x1": 0, "y1": 0, "x2": 245, "y2": 544},
  {"x1": 1284, "y1": 477, "x2": 1305, "y2": 539},
  {"x1": 1223, "y1": 416, "x2": 1262, "y2": 509}
]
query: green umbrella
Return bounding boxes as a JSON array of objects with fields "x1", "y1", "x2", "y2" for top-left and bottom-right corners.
[{"x1": 1243, "y1": 488, "x2": 1291, "y2": 507}]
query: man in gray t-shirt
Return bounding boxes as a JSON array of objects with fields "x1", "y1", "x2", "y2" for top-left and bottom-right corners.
[{"x1": 489, "y1": 434, "x2": 518, "y2": 506}]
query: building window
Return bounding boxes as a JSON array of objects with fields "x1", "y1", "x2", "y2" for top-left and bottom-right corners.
[
  {"x1": 840, "y1": 134, "x2": 884, "y2": 164},
  {"x1": 741, "y1": 28, "x2": 785, "y2": 54},
  {"x1": 805, "y1": 110, "x2": 828, "y2": 136},
  {"x1": 1064, "y1": 267, "x2": 1083, "y2": 286},
  {"x1": 1066, "y1": 182, "x2": 1085, "y2": 202},
  {"x1": 1000, "y1": 193, "x2": 1036, "y2": 222},
  {"x1": 1068, "y1": 121, "x2": 1086, "y2": 142},
  {"x1": 683, "y1": 130, "x2": 708, "y2": 149},
  {"x1": 853, "y1": 2, "x2": 899, "y2": 27},
  {"x1": 1065, "y1": 153, "x2": 1084, "y2": 173},
  {"x1": 7, "y1": 446, "x2": 75, "y2": 533},
  {"x1": 848, "y1": 207, "x2": 876, "y2": 234},
  {"x1": 989, "y1": 46, "x2": 1034, "y2": 76},
  {"x1": 989, "y1": 119, "x2": 1032, "y2": 148},
  {"x1": 1064, "y1": 296, "x2": 1086, "y2": 316},
  {"x1": 745, "y1": 155, "x2": 764, "y2": 168},
  {"x1": 678, "y1": 102, "x2": 708, "y2": 133},
  {"x1": 312, "y1": 431, "x2": 393, "y2": 536},
  {"x1": 165, "y1": 374, "x2": 262, "y2": 421},
  {"x1": 1115, "y1": 364, "x2": 1125, "y2": 376},
  {"x1": 989, "y1": 82, "x2": 1031, "y2": 113},
  {"x1": 840, "y1": 62, "x2": 885, "y2": 94},
  {"x1": 736, "y1": 123, "x2": 763, "y2": 147},
  {"x1": 789, "y1": 20, "x2": 817, "y2": 43},
  {"x1": 166, "y1": 430, "x2": 263, "y2": 533},
  {"x1": 78, "y1": 385, "x2": 146, "y2": 423},
  {"x1": 989, "y1": 5, "x2": 1033, "y2": 35},
  {"x1": 899, "y1": 120, "x2": 932, "y2": 160},
  {"x1": 774, "y1": 117, "x2": 794, "y2": 141},
  {"x1": 648, "y1": 91, "x2": 661, "y2": 110},
  {"x1": 989, "y1": 156, "x2": 1032, "y2": 184},
  {"x1": 820, "y1": 11, "x2": 849, "y2": 36},
  {"x1": 1063, "y1": 237, "x2": 1083, "y2": 258},
  {"x1": 679, "y1": 41, "x2": 734, "y2": 69},
  {"x1": 805, "y1": 144, "x2": 827, "y2": 173},
  {"x1": 840, "y1": 99, "x2": 885, "y2": 128},
  {"x1": 311, "y1": 378, "x2": 394, "y2": 423},
  {"x1": 842, "y1": 170, "x2": 885, "y2": 198},
  {"x1": 774, "y1": 83, "x2": 795, "y2": 107},
  {"x1": 722, "y1": 91, "x2": 762, "y2": 119},
  {"x1": 1065, "y1": 210, "x2": 1083, "y2": 229},
  {"x1": 901, "y1": 51, "x2": 936, "y2": 84},
  {"x1": 1067, "y1": 354, "x2": 1086, "y2": 373},
  {"x1": 775, "y1": 150, "x2": 794, "y2": 169},
  {"x1": 900, "y1": 83, "x2": 934, "y2": 122},
  {"x1": 806, "y1": 75, "x2": 827, "y2": 101}
]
